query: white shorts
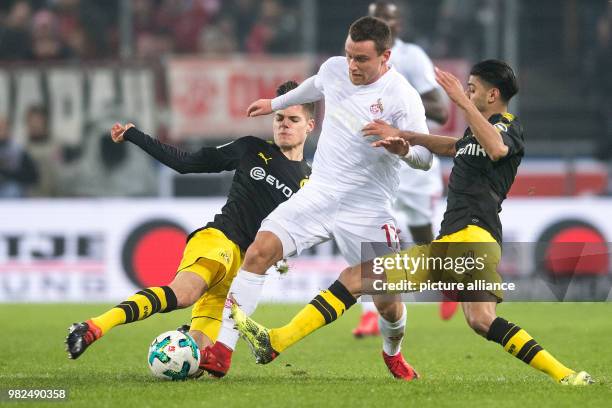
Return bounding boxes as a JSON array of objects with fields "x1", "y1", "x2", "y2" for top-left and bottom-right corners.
[
  {"x1": 393, "y1": 192, "x2": 439, "y2": 228},
  {"x1": 260, "y1": 182, "x2": 400, "y2": 266}
]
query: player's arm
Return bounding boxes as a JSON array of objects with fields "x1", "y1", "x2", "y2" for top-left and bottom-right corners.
[
  {"x1": 405, "y1": 131, "x2": 458, "y2": 157},
  {"x1": 420, "y1": 89, "x2": 448, "y2": 125},
  {"x1": 110, "y1": 123, "x2": 244, "y2": 174},
  {"x1": 366, "y1": 125, "x2": 434, "y2": 169},
  {"x1": 247, "y1": 76, "x2": 323, "y2": 117},
  {"x1": 364, "y1": 120, "x2": 457, "y2": 157},
  {"x1": 434, "y1": 67, "x2": 508, "y2": 161}
]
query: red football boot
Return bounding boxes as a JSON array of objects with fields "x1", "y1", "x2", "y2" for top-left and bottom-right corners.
[
  {"x1": 200, "y1": 342, "x2": 233, "y2": 378},
  {"x1": 352, "y1": 311, "x2": 380, "y2": 338},
  {"x1": 440, "y1": 301, "x2": 459, "y2": 321},
  {"x1": 382, "y1": 351, "x2": 419, "y2": 381}
]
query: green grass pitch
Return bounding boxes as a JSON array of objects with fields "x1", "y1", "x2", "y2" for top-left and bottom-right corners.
[{"x1": 2, "y1": 303, "x2": 611, "y2": 407}]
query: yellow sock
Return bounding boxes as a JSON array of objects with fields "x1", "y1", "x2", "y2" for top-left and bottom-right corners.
[
  {"x1": 487, "y1": 317, "x2": 574, "y2": 381},
  {"x1": 270, "y1": 280, "x2": 356, "y2": 352},
  {"x1": 529, "y1": 350, "x2": 574, "y2": 382},
  {"x1": 91, "y1": 286, "x2": 177, "y2": 335}
]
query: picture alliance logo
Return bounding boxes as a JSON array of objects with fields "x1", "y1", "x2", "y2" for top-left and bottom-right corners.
[{"x1": 249, "y1": 167, "x2": 295, "y2": 198}]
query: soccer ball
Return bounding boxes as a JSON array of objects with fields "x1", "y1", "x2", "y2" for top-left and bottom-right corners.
[{"x1": 147, "y1": 330, "x2": 200, "y2": 380}]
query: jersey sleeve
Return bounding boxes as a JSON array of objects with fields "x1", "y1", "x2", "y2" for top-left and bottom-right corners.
[
  {"x1": 271, "y1": 75, "x2": 323, "y2": 111},
  {"x1": 124, "y1": 127, "x2": 252, "y2": 174},
  {"x1": 491, "y1": 116, "x2": 524, "y2": 159},
  {"x1": 391, "y1": 83, "x2": 433, "y2": 170}
]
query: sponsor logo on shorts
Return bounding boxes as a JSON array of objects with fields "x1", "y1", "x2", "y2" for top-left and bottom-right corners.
[
  {"x1": 249, "y1": 167, "x2": 296, "y2": 198},
  {"x1": 219, "y1": 250, "x2": 230, "y2": 264}
]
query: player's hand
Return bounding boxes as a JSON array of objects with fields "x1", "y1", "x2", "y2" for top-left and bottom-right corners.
[
  {"x1": 435, "y1": 67, "x2": 470, "y2": 110},
  {"x1": 362, "y1": 119, "x2": 401, "y2": 140},
  {"x1": 246, "y1": 99, "x2": 273, "y2": 117},
  {"x1": 371, "y1": 137, "x2": 409, "y2": 156},
  {"x1": 110, "y1": 123, "x2": 135, "y2": 143}
]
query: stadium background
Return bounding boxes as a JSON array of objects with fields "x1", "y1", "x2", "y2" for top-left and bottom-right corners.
[
  {"x1": 1, "y1": 2, "x2": 612, "y2": 407},
  {"x1": 0, "y1": 0, "x2": 611, "y2": 303}
]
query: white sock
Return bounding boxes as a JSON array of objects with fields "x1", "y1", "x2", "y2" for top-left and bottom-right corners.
[
  {"x1": 216, "y1": 269, "x2": 266, "y2": 350},
  {"x1": 379, "y1": 303, "x2": 406, "y2": 356},
  {"x1": 361, "y1": 299, "x2": 378, "y2": 313}
]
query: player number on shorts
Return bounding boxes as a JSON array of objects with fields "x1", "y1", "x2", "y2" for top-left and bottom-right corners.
[{"x1": 381, "y1": 224, "x2": 400, "y2": 251}]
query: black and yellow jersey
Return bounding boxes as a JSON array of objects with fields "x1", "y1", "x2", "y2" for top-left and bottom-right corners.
[
  {"x1": 124, "y1": 128, "x2": 311, "y2": 252},
  {"x1": 438, "y1": 112, "x2": 524, "y2": 243}
]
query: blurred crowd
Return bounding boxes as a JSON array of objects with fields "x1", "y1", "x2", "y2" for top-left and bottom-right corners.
[
  {"x1": 0, "y1": 0, "x2": 304, "y2": 198},
  {"x1": 0, "y1": 0, "x2": 302, "y2": 61},
  {"x1": 1, "y1": 0, "x2": 611, "y2": 198}
]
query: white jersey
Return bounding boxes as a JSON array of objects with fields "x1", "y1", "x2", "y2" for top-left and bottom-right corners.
[
  {"x1": 390, "y1": 38, "x2": 443, "y2": 197},
  {"x1": 272, "y1": 56, "x2": 431, "y2": 204}
]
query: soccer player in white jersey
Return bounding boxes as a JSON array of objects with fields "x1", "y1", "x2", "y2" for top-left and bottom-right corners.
[
  {"x1": 354, "y1": 1, "x2": 456, "y2": 337},
  {"x1": 199, "y1": 16, "x2": 432, "y2": 381}
]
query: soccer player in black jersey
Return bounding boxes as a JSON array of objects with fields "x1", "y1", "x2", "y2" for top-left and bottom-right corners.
[
  {"x1": 231, "y1": 60, "x2": 593, "y2": 385},
  {"x1": 65, "y1": 81, "x2": 313, "y2": 375}
]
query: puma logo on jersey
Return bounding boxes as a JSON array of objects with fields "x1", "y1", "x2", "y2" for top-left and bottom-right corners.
[
  {"x1": 258, "y1": 152, "x2": 272, "y2": 165},
  {"x1": 456, "y1": 143, "x2": 487, "y2": 158},
  {"x1": 370, "y1": 98, "x2": 384, "y2": 114}
]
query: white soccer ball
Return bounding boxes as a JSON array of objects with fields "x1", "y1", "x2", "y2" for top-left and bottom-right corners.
[{"x1": 147, "y1": 330, "x2": 200, "y2": 380}]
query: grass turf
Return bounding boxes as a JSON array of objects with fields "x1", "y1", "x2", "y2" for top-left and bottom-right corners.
[{"x1": 1, "y1": 303, "x2": 611, "y2": 407}]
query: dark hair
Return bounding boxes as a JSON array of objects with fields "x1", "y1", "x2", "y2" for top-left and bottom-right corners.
[
  {"x1": 348, "y1": 16, "x2": 392, "y2": 55},
  {"x1": 470, "y1": 59, "x2": 518, "y2": 102},
  {"x1": 276, "y1": 80, "x2": 315, "y2": 118}
]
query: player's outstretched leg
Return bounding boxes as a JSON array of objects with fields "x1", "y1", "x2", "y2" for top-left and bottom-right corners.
[
  {"x1": 231, "y1": 302, "x2": 278, "y2": 364},
  {"x1": 374, "y1": 298, "x2": 419, "y2": 381},
  {"x1": 233, "y1": 279, "x2": 356, "y2": 363},
  {"x1": 66, "y1": 270, "x2": 209, "y2": 359},
  {"x1": 464, "y1": 301, "x2": 594, "y2": 385},
  {"x1": 66, "y1": 286, "x2": 178, "y2": 359}
]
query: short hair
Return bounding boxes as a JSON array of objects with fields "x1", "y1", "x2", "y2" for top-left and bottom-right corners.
[
  {"x1": 470, "y1": 59, "x2": 518, "y2": 102},
  {"x1": 276, "y1": 80, "x2": 315, "y2": 118},
  {"x1": 348, "y1": 16, "x2": 392, "y2": 55}
]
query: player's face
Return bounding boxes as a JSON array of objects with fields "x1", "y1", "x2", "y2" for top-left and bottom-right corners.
[
  {"x1": 345, "y1": 36, "x2": 391, "y2": 85},
  {"x1": 369, "y1": 3, "x2": 400, "y2": 39},
  {"x1": 466, "y1": 75, "x2": 498, "y2": 113},
  {"x1": 272, "y1": 105, "x2": 314, "y2": 149}
]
